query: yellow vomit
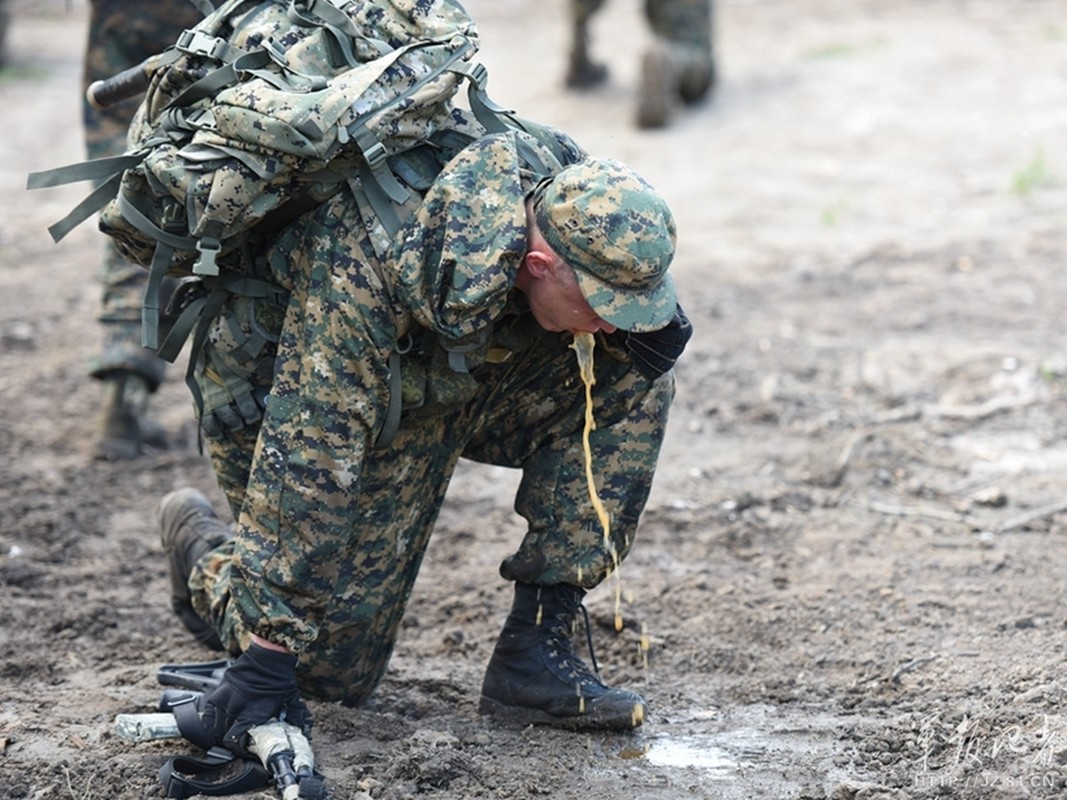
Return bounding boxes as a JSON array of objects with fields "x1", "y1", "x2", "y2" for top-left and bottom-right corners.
[
  {"x1": 570, "y1": 332, "x2": 624, "y2": 632},
  {"x1": 631, "y1": 702, "x2": 645, "y2": 727}
]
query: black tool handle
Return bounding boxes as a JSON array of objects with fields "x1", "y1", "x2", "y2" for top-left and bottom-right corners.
[{"x1": 86, "y1": 56, "x2": 156, "y2": 109}]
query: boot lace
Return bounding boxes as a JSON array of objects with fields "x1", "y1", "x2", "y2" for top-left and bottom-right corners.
[{"x1": 544, "y1": 601, "x2": 603, "y2": 687}]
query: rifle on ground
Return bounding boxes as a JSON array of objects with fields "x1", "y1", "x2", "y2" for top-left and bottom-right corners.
[{"x1": 113, "y1": 660, "x2": 327, "y2": 800}]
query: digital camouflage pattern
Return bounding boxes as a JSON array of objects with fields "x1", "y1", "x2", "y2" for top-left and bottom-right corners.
[
  {"x1": 533, "y1": 158, "x2": 677, "y2": 333},
  {"x1": 83, "y1": 0, "x2": 205, "y2": 385},
  {"x1": 187, "y1": 132, "x2": 677, "y2": 705},
  {"x1": 98, "y1": 0, "x2": 482, "y2": 277}
]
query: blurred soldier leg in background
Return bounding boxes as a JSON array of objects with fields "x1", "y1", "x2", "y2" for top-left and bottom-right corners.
[
  {"x1": 566, "y1": 0, "x2": 716, "y2": 129},
  {"x1": 565, "y1": 0, "x2": 608, "y2": 88},
  {"x1": 637, "y1": 0, "x2": 716, "y2": 129},
  {"x1": 83, "y1": 0, "x2": 202, "y2": 459}
]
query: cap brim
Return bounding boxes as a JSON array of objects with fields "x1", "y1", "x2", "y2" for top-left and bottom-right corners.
[{"x1": 573, "y1": 268, "x2": 678, "y2": 333}]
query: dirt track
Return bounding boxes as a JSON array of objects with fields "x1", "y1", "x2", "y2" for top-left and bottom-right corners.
[{"x1": 3, "y1": 1, "x2": 1067, "y2": 798}]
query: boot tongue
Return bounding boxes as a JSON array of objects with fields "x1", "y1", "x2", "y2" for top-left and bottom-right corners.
[{"x1": 537, "y1": 584, "x2": 585, "y2": 616}]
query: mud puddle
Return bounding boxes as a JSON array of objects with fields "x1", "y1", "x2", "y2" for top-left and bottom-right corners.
[{"x1": 583, "y1": 704, "x2": 861, "y2": 799}]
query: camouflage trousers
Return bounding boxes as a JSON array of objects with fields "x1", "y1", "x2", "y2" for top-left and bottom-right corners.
[
  {"x1": 83, "y1": 0, "x2": 202, "y2": 384},
  {"x1": 570, "y1": 0, "x2": 714, "y2": 91},
  {"x1": 571, "y1": 0, "x2": 714, "y2": 54},
  {"x1": 187, "y1": 196, "x2": 674, "y2": 706}
]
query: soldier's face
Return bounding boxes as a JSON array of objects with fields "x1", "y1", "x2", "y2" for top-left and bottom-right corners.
[{"x1": 526, "y1": 258, "x2": 618, "y2": 335}]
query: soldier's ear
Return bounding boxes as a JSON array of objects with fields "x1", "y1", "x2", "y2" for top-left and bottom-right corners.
[{"x1": 523, "y1": 248, "x2": 554, "y2": 279}]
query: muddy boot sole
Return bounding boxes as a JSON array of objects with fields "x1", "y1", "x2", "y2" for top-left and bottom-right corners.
[{"x1": 478, "y1": 693, "x2": 647, "y2": 732}]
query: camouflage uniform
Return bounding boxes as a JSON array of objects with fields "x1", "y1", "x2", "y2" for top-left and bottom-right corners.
[
  {"x1": 82, "y1": 0, "x2": 203, "y2": 455},
  {"x1": 567, "y1": 0, "x2": 716, "y2": 128},
  {"x1": 187, "y1": 132, "x2": 678, "y2": 705}
]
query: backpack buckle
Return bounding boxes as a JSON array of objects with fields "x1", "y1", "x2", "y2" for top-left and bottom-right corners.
[
  {"x1": 177, "y1": 29, "x2": 232, "y2": 61},
  {"x1": 353, "y1": 127, "x2": 387, "y2": 171},
  {"x1": 193, "y1": 237, "x2": 222, "y2": 277}
]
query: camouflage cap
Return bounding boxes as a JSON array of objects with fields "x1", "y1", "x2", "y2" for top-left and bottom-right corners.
[{"x1": 533, "y1": 157, "x2": 677, "y2": 332}]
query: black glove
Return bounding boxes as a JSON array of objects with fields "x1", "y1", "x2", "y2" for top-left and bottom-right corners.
[
  {"x1": 622, "y1": 302, "x2": 693, "y2": 380},
  {"x1": 195, "y1": 641, "x2": 312, "y2": 755}
]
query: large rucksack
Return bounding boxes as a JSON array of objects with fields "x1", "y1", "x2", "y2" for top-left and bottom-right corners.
[
  {"x1": 30, "y1": 0, "x2": 552, "y2": 346},
  {"x1": 29, "y1": 0, "x2": 567, "y2": 444}
]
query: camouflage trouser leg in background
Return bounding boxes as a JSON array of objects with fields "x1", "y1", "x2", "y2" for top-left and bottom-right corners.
[
  {"x1": 191, "y1": 326, "x2": 673, "y2": 706},
  {"x1": 566, "y1": 0, "x2": 609, "y2": 87},
  {"x1": 82, "y1": 0, "x2": 201, "y2": 385},
  {"x1": 567, "y1": 0, "x2": 715, "y2": 125},
  {"x1": 637, "y1": 0, "x2": 716, "y2": 127},
  {"x1": 644, "y1": 0, "x2": 715, "y2": 102}
]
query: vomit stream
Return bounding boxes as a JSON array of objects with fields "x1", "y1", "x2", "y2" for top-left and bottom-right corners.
[{"x1": 571, "y1": 332, "x2": 624, "y2": 632}]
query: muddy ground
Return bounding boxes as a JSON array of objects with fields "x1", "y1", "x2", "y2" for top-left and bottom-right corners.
[{"x1": 3, "y1": 0, "x2": 1067, "y2": 798}]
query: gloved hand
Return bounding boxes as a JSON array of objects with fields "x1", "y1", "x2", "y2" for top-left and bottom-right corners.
[
  {"x1": 195, "y1": 641, "x2": 312, "y2": 755},
  {"x1": 621, "y1": 303, "x2": 693, "y2": 380}
]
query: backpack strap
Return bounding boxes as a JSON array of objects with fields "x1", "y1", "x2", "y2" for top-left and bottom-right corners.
[
  {"x1": 26, "y1": 152, "x2": 151, "y2": 243},
  {"x1": 289, "y1": 0, "x2": 391, "y2": 66},
  {"x1": 378, "y1": 349, "x2": 404, "y2": 448},
  {"x1": 158, "y1": 273, "x2": 283, "y2": 449},
  {"x1": 451, "y1": 60, "x2": 559, "y2": 177},
  {"x1": 440, "y1": 328, "x2": 491, "y2": 375},
  {"x1": 113, "y1": 190, "x2": 200, "y2": 348}
]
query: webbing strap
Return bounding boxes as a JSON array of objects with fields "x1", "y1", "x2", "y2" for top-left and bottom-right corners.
[
  {"x1": 26, "y1": 152, "x2": 147, "y2": 190},
  {"x1": 182, "y1": 288, "x2": 230, "y2": 452},
  {"x1": 158, "y1": 292, "x2": 207, "y2": 365},
  {"x1": 114, "y1": 189, "x2": 200, "y2": 349},
  {"x1": 378, "y1": 350, "x2": 403, "y2": 448},
  {"x1": 116, "y1": 192, "x2": 198, "y2": 252},
  {"x1": 156, "y1": 274, "x2": 282, "y2": 452},
  {"x1": 44, "y1": 173, "x2": 124, "y2": 244},
  {"x1": 440, "y1": 328, "x2": 490, "y2": 374},
  {"x1": 157, "y1": 274, "x2": 281, "y2": 364},
  {"x1": 353, "y1": 127, "x2": 411, "y2": 205},
  {"x1": 335, "y1": 36, "x2": 475, "y2": 236},
  {"x1": 453, "y1": 60, "x2": 557, "y2": 176},
  {"x1": 164, "y1": 48, "x2": 271, "y2": 110},
  {"x1": 142, "y1": 241, "x2": 176, "y2": 349},
  {"x1": 457, "y1": 61, "x2": 514, "y2": 135},
  {"x1": 354, "y1": 160, "x2": 403, "y2": 237},
  {"x1": 289, "y1": 0, "x2": 390, "y2": 65},
  {"x1": 27, "y1": 152, "x2": 150, "y2": 243},
  {"x1": 238, "y1": 65, "x2": 294, "y2": 92}
]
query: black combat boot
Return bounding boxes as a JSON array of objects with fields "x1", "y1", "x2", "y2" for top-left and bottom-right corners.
[
  {"x1": 159, "y1": 489, "x2": 231, "y2": 651},
  {"x1": 94, "y1": 371, "x2": 168, "y2": 460},
  {"x1": 480, "y1": 582, "x2": 648, "y2": 731}
]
